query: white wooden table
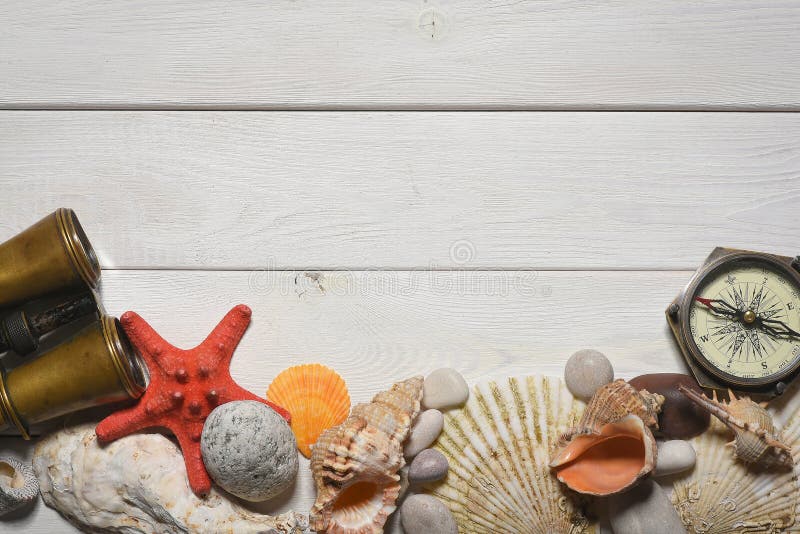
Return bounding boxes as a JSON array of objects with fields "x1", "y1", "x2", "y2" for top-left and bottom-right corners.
[{"x1": 0, "y1": 1, "x2": 798, "y2": 532}]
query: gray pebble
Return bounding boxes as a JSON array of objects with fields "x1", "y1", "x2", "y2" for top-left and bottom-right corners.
[
  {"x1": 422, "y1": 368, "x2": 469, "y2": 410},
  {"x1": 408, "y1": 448, "x2": 449, "y2": 484},
  {"x1": 608, "y1": 479, "x2": 685, "y2": 533},
  {"x1": 401, "y1": 494, "x2": 458, "y2": 534},
  {"x1": 405, "y1": 409, "x2": 444, "y2": 459},
  {"x1": 564, "y1": 349, "x2": 614, "y2": 400},
  {"x1": 201, "y1": 400, "x2": 298, "y2": 502},
  {"x1": 654, "y1": 440, "x2": 696, "y2": 478}
]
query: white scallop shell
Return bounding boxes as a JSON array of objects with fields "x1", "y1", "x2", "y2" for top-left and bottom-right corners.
[
  {"x1": 671, "y1": 402, "x2": 800, "y2": 533},
  {"x1": 427, "y1": 375, "x2": 596, "y2": 533}
]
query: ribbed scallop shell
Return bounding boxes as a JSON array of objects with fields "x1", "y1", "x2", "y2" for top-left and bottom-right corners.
[
  {"x1": 671, "y1": 412, "x2": 800, "y2": 533},
  {"x1": 267, "y1": 364, "x2": 351, "y2": 458},
  {"x1": 428, "y1": 375, "x2": 596, "y2": 533},
  {"x1": 310, "y1": 376, "x2": 423, "y2": 534}
]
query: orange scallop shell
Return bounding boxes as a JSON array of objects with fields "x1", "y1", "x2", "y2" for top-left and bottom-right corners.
[{"x1": 267, "y1": 364, "x2": 351, "y2": 458}]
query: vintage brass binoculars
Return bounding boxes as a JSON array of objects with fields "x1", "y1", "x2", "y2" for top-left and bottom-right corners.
[{"x1": 0, "y1": 209, "x2": 145, "y2": 438}]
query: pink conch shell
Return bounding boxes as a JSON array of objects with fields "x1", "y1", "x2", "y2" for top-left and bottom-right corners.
[
  {"x1": 310, "y1": 376, "x2": 423, "y2": 533},
  {"x1": 678, "y1": 385, "x2": 792, "y2": 468},
  {"x1": 549, "y1": 379, "x2": 663, "y2": 496}
]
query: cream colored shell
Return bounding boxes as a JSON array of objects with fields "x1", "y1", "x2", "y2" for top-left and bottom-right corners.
[
  {"x1": 310, "y1": 375, "x2": 424, "y2": 534},
  {"x1": 428, "y1": 375, "x2": 596, "y2": 533}
]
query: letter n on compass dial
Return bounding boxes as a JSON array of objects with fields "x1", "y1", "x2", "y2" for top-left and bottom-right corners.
[{"x1": 689, "y1": 260, "x2": 800, "y2": 385}]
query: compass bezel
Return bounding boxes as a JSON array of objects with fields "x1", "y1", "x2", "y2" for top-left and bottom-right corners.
[{"x1": 677, "y1": 251, "x2": 800, "y2": 388}]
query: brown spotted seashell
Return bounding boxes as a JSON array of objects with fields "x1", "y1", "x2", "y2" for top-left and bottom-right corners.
[
  {"x1": 549, "y1": 379, "x2": 664, "y2": 496},
  {"x1": 310, "y1": 376, "x2": 424, "y2": 534},
  {"x1": 678, "y1": 385, "x2": 792, "y2": 468}
]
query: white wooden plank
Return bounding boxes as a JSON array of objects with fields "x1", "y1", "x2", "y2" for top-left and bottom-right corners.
[
  {"x1": 2, "y1": 1, "x2": 799, "y2": 109},
  {"x1": 0, "y1": 268, "x2": 692, "y2": 533},
  {"x1": 1, "y1": 111, "x2": 798, "y2": 270}
]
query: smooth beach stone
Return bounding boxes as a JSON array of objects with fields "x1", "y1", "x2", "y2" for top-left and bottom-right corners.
[
  {"x1": 405, "y1": 409, "x2": 445, "y2": 459},
  {"x1": 607, "y1": 479, "x2": 685, "y2": 534},
  {"x1": 201, "y1": 400, "x2": 298, "y2": 502},
  {"x1": 408, "y1": 449, "x2": 449, "y2": 484},
  {"x1": 401, "y1": 494, "x2": 458, "y2": 534},
  {"x1": 422, "y1": 368, "x2": 469, "y2": 410},
  {"x1": 629, "y1": 373, "x2": 710, "y2": 439},
  {"x1": 654, "y1": 440, "x2": 696, "y2": 478},
  {"x1": 564, "y1": 349, "x2": 614, "y2": 400}
]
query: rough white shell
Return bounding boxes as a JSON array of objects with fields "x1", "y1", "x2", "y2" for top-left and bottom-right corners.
[
  {"x1": 428, "y1": 375, "x2": 596, "y2": 533},
  {"x1": 671, "y1": 403, "x2": 800, "y2": 533},
  {"x1": 33, "y1": 423, "x2": 309, "y2": 534}
]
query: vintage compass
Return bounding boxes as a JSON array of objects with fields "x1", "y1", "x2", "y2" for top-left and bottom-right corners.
[{"x1": 667, "y1": 247, "x2": 800, "y2": 399}]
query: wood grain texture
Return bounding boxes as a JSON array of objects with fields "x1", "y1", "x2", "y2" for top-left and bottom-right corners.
[
  {"x1": 2, "y1": 1, "x2": 800, "y2": 109},
  {"x1": 1, "y1": 111, "x2": 798, "y2": 270},
  {"x1": 0, "y1": 268, "x2": 690, "y2": 532}
]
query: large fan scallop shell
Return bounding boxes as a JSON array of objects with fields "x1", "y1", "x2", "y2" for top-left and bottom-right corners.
[
  {"x1": 310, "y1": 375, "x2": 423, "y2": 534},
  {"x1": 267, "y1": 364, "x2": 351, "y2": 458},
  {"x1": 670, "y1": 395, "x2": 800, "y2": 533},
  {"x1": 428, "y1": 375, "x2": 596, "y2": 533}
]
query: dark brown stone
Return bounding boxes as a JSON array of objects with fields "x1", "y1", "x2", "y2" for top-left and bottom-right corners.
[{"x1": 629, "y1": 373, "x2": 710, "y2": 439}]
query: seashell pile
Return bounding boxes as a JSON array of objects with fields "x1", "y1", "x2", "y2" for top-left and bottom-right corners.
[
  {"x1": 267, "y1": 363, "x2": 351, "y2": 458},
  {"x1": 429, "y1": 375, "x2": 596, "y2": 533},
  {"x1": 671, "y1": 405, "x2": 800, "y2": 533},
  {"x1": 310, "y1": 375, "x2": 424, "y2": 534},
  {"x1": 33, "y1": 423, "x2": 309, "y2": 534},
  {"x1": 679, "y1": 385, "x2": 793, "y2": 468},
  {"x1": 549, "y1": 379, "x2": 664, "y2": 496}
]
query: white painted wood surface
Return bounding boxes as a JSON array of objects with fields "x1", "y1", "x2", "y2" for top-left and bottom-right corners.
[
  {"x1": 1, "y1": 1, "x2": 799, "y2": 532},
  {"x1": 2, "y1": 1, "x2": 800, "y2": 109},
  {"x1": 1, "y1": 112, "x2": 798, "y2": 270}
]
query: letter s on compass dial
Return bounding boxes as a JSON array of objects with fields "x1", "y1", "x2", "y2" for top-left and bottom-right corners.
[{"x1": 688, "y1": 257, "x2": 800, "y2": 386}]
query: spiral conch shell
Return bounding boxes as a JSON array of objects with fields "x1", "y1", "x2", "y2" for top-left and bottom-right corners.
[
  {"x1": 678, "y1": 385, "x2": 793, "y2": 468},
  {"x1": 549, "y1": 379, "x2": 664, "y2": 496},
  {"x1": 310, "y1": 376, "x2": 423, "y2": 534}
]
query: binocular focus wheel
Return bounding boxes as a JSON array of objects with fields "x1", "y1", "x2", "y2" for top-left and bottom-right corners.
[{"x1": 2, "y1": 312, "x2": 37, "y2": 356}]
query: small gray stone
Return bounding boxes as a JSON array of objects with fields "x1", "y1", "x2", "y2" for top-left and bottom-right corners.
[
  {"x1": 607, "y1": 479, "x2": 685, "y2": 534},
  {"x1": 422, "y1": 368, "x2": 469, "y2": 410},
  {"x1": 564, "y1": 349, "x2": 614, "y2": 400},
  {"x1": 408, "y1": 448, "x2": 449, "y2": 484},
  {"x1": 201, "y1": 400, "x2": 298, "y2": 502},
  {"x1": 401, "y1": 494, "x2": 458, "y2": 534},
  {"x1": 654, "y1": 440, "x2": 696, "y2": 478},
  {"x1": 405, "y1": 409, "x2": 444, "y2": 459}
]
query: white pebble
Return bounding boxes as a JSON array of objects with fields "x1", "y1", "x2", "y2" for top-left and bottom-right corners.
[
  {"x1": 422, "y1": 368, "x2": 469, "y2": 410},
  {"x1": 401, "y1": 494, "x2": 458, "y2": 534},
  {"x1": 564, "y1": 349, "x2": 614, "y2": 400},
  {"x1": 405, "y1": 409, "x2": 444, "y2": 459},
  {"x1": 654, "y1": 440, "x2": 696, "y2": 478},
  {"x1": 608, "y1": 479, "x2": 685, "y2": 533}
]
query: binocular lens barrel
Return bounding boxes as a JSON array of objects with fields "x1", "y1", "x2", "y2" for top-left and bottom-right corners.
[{"x1": 0, "y1": 208, "x2": 101, "y2": 310}]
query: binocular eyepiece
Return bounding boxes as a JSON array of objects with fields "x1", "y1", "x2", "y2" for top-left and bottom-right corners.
[{"x1": 0, "y1": 209, "x2": 146, "y2": 438}]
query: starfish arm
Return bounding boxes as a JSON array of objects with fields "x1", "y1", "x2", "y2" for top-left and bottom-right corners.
[
  {"x1": 199, "y1": 305, "x2": 252, "y2": 365},
  {"x1": 173, "y1": 430, "x2": 212, "y2": 497},
  {"x1": 120, "y1": 311, "x2": 175, "y2": 370},
  {"x1": 232, "y1": 383, "x2": 291, "y2": 422},
  {"x1": 96, "y1": 404, "x2": 155, "y2": 442}
]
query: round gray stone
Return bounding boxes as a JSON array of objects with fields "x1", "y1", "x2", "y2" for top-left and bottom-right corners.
[
  {"x1": 405, "y1": 409, "x2": 444, "y2": 459},
  {"x1": 422, "y1": 368, "x2": 469, "y2": 410},
  {"x1": 408, "y1": 448, "x2": 449, "y2": 484},
  {"x1": 607, "y1": 479, "x2": 685, "y2": 533},
  {"x1": 201, "y1": 400, "x2": 298, "y2": 502},
  {"x1": 654, "y1": 440, "x2": 696, "y2": 478},
  {"x1": 564, "y1": 349, "x2": 614, "y2": 400},
  {"x1": 401, "y1": 494, "x2": 458, "y2": 534}
]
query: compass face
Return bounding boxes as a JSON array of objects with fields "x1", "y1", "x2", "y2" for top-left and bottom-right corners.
[{"x1": 687, "y1": 258, "x2": 800, "y2": 385}]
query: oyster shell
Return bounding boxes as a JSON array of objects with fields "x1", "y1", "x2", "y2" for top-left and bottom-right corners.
[
  {"x1": 549, "y1": 379, "x2": 663, "y2": 496},
  {"x1": 678, "y1": 385, "x2": 792, "y2": 468},
  {"x1": 428, "y1": 375, "x2": 596, "y2": 533},
  {"x1": 33, "y1": 423, "x2": 309, "y2": 534},
  {"x1": 310, "y1": 375, "x2": 423, "y2": 533}
]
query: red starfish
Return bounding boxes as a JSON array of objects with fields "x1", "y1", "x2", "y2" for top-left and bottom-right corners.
[{"x1": 96, "y1": 304, "x2": 290, "y2": 497}]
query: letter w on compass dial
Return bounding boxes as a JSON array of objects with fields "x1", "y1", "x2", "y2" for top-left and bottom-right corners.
[{"x1": 689, "y1": 263, "x2": 800, "y2": 381}]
